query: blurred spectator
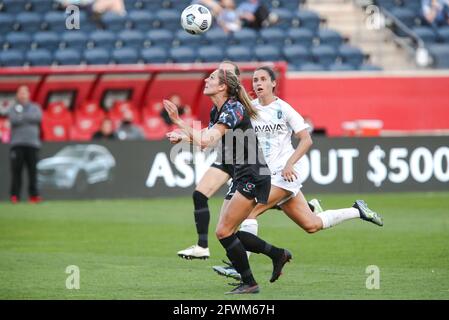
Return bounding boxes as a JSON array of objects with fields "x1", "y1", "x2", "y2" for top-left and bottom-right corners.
[
  {"x1": 115, "y1": 109, "x2": 145, "y2": 140},
  {"x1": 8, "y1": 86, "x2": 43, "y2": 204},
  {"x1": 160, "y1": 94, "x2": 190, "y2": 126},
  {"x1": 236, "y1": 0, "x2": 271, "y2": 29},
  {"x1": 422, "y1": 0, "x2": 449, "y2": 27},
  {"x1": 192, "y1": 0, "x2": 223, "y2": 16},
  {"x1": 217, "y1": 0, "x2": 242, "y2": 33},
  {"x1": 92, "y1": 117, "x2": 116, "y2": 140}
]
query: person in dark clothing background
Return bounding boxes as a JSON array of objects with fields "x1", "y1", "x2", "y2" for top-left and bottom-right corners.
[{"x1": 8, "y1": 86, "x2": 43, "y2": 204}]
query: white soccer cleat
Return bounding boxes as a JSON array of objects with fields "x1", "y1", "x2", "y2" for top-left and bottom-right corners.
[
  {"x1": 309, "y1": 198, "x2": 324, "y2": 213},
  {"x1": 177, "y1": 245, "x2": 210, "y2": 260}
]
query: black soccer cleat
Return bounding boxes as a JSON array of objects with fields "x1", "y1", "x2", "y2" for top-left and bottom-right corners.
[
  {"x1": 270, "y1": 249, "x2": 292, "y2": 283},
  {"x1": 225, "y1": 282, "x2": 260, "y2": 295}
]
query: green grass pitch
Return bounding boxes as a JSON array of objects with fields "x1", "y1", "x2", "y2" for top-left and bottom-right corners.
[{"x1": 0, "y1": 192, "x2": 448, "y2": 299}]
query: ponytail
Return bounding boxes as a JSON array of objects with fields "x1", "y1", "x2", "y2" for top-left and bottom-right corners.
[{"x1": 219, "y1": 69, "x2": 258, "y2": 119}]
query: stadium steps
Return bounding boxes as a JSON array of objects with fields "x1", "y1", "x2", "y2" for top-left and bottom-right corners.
[{"x1": 304, "y1": 0, "x2": 417, "y2": 70}]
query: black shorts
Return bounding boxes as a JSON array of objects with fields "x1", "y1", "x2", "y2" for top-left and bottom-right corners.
[
  {"x1": 210, "y1": 162, "x2": 234, "y2": 178},
  {"x1": 225, "y1": 176, "x2": 271, "y2": 204}
]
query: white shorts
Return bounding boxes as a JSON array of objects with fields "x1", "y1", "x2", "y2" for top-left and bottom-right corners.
[{"x1": 270, "y1": 167, "x2": 303, "y2": 206}]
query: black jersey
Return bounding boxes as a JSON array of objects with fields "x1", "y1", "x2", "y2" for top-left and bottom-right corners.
[{"x1": 208, "y1": 99, "x2": 269, "y2": 181}]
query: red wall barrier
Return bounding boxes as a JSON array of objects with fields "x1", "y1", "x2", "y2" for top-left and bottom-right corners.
[
  {"x1": 0, "y1": 66, "x2": 448, "y2": 138},
  {"x1": 285, "y1": 73, "x2": 449, "y2": 136}
]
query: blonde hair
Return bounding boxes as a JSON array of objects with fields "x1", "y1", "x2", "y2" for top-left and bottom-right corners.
[{"x1": 218, "y1": 69, "x2": 258, "y2": 119}]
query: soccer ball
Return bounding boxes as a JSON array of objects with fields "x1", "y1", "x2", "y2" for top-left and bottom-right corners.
[{"x1": 180, "y1": 4, "x2": 212, "y2": 35}]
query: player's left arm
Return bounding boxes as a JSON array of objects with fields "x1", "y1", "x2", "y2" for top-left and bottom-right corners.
[
  {"x1": 281, "y1": 103, "x2": 313, "y2": 182},
  {"x1": 163, "y1": 99, "x2": 227, "y2": 148}
]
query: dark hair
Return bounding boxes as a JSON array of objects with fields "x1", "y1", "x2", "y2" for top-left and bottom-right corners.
[
  {"x1": 255, "y1": 66, "x2": 276, "y2": 81},
  {"x1": 254, "y1": 66, "x2": 277, "y2": 93},
  {"x1": 218, "y1": 69, "x2": 257, "y2": 119},
  {"x1": 220, "y1": 60, "x2": 241, "y2": 76}
]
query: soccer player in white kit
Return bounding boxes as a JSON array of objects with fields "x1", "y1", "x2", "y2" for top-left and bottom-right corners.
[{"x1": 213, "y1": 66, "x2": 383, "y2": 280}]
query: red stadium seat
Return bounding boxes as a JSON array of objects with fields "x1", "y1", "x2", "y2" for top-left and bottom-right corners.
[
  {"x1": 108, "y1": 100, "x2": 141, "y2": 128},
  {"x1": 42, "y1": 101, "x2": 72, "y2": 141},
  {"x1": 74, "y1": 101, "x2": 104, "y2": 136},
  {"x1": 41, "y1": 116, "x2": 72, "y2": 141},
  {"x1": 142, "y1": 116, "x2": 169, "y2": 140}
]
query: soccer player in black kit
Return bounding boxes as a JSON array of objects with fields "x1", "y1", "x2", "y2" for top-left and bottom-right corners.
[{"x1": 163, "y1": 68, "x2": 292, "y2": 294}]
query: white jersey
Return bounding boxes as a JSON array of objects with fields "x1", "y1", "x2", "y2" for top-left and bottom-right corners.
[{"x1": 251, "y1": 97, "x2": 309, "y2": 174}]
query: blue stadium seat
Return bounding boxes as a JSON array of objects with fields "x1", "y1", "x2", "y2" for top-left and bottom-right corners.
[
  {"x1": 259, "y1": 28, "x2": 285, "y2": 46},
  {"x1": 16, "y1": 12, "x2": 42, "y2": 32},
  {"x1": 54, "y1": 49, "x2": 82, "y2": 65},
  {"x1": 90, "y1": 30, "x2": 117, "y2": 49},
  {"x1": 61, "y1": 31, "x2": 88, "y2": 50},
  {"x1": 175, "y1": 30, "x2": 205, "y2": 47},
  {"x1": 84, "y1": 48, "x2": 111, "y2": 65},
  {"x1": 1, "y1": 0, "x2": 26, "y2": 14},
  {"x1": 232, "y1": 28, "x2": 258, "y2": 46},
  {"x1": 413, "y1": 27, "x2": 438, "y2": 44},
  {"x1": 27, "y1": 49, "x2": 53, "y2": 66},
  {"x1": 125, "y1": 0, "x2": 143, "y2": 11},
  {"x1": 170, "y1": 0, "x2": 190, "y2": 11},
  {"x1": 293, "y1": 10, "x2": 320, "y2": 34},
  {"x1": 402, "y1": 0, "x2": 422, "y2": 14},
  {"x1": 118, "y1": 30, "x2": 145, "y2": 48},
  {"x1": 6, "y1": 32, "x2": 32, "y2": 51},
  {"x1": 390, "y1": 7, "x2": 416, "y2": 28},
  {"x1": 287, "y1": 28, "x2": 314, "y2": 47},
  {"x1": 146, "y1": 29, "x2": 174, "y2": 48},
  {"x1": 437, "y1": 26, "x2": 449, "y2": 43},
  {"x1": 128, "y1": 10, "x2": 154, "y2": 32},
  {"x1": 198, "y1": 46, "x2": 225, "y2": 63},
  {"x1": 141, "y1": 47, "x2": 168, "y2": 63},
  {"x1": 0, "y1": 50, "x2": 25, "y2": 67},
  {"x1": 299, "y1": 63, "x2": 326, "y2": 72},
  {"x1": 112, "y1": 47, "x2": 139, "y2": 64},
  {"x1": 226, "y1": 45, "x2": 253, "y2": 62},
  {"x1": 328, "y1": 63, "x2": 357, "y2": 72},
  {"x1": 101, "y1": 12, "x2": 128, "y2": 32},
  {"x1": 170, "y1": 46, "x2": 196, "y2": 63},
  {"x1": 339, "y1": 45, "x2": 364, "y2": 68},
  {"x1": 33, "y1": 31, "x2": 60, "y2": 51},
  {"x1": 155, "y1": 9, "x2": 180, "y2": 30},
  {"x1": 374, "y1": 0, "x2": 397, "y2": 11},
  {"x1": 271, "y1": 8, "x2": 294, "y2": 29},
  {"x1": 278, "y1": 0, "x2": 300, "y2": 11},
  {"x1": 319, "y1": 29, "x2": 344, "y2": 48},
  {"x1": 428, "y1": 44, "x2": 449, "y2": 69},
  {"x1": 0, "y1": 13, "x2": 15, "y2": 34},
  {"x1": 30, "y1": 0, "x2": 56, "y2": 14},
  {"x1": 255, "y1": 44, "x2": 282, "y2": 61},
  {"x1": 359, "y1": 64, "x2": 383, "y2": 71},
  {"x1": 204, "y1": 28, "x2": 229, "y2": 47},
  {"x1": 283, "y1": 45, "x2": 311, "y2": 67},
  {"x1": 311, "y1": 45, "x2": 338, "y2": 68},
  {"x1": 44, "y1": 11, "x2": 68, "y2": 32},
  {"x1": 142, "y1": 0, "x2": 168, "y2": 11}
]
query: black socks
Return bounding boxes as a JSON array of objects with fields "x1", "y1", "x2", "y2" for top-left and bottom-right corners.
[
  {"x1": 219, "y1": 234, "x2": 257, "y2": 286},
  {"x1": 193, "y1": 191, "x2": 210, "y2": 249},
  {"x1": 236, "y1": 231, "x2": 284, "y2": 260}
]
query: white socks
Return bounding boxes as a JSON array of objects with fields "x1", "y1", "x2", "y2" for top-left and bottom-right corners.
[
  {"x1": 240, "y1": 219, "x2": 258, "y2": 258},
  {"x1": 317, "y1": 208, "x2": 360, "y2": 229}
]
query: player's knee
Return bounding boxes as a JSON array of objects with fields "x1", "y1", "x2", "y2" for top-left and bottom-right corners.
[{"x1": 215, "y1": 225, "x2": 232, "y2": 239}]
